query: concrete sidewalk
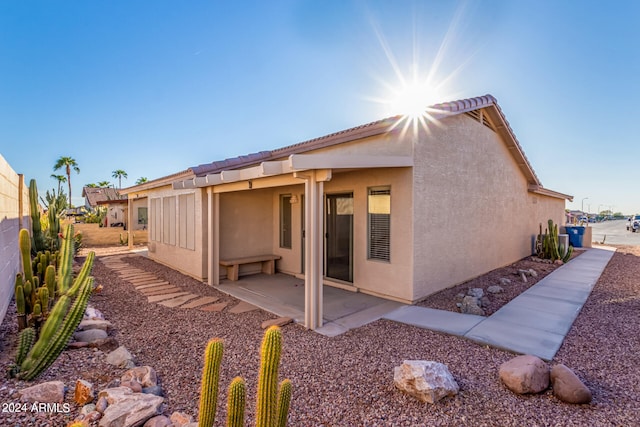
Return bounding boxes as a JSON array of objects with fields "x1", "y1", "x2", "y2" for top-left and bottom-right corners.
[{"x1": 384, "y1": 246, "x2": 616, "y2": 360}]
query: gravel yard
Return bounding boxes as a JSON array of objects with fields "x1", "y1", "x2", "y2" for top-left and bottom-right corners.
[{"x1": 0, "y1": 245, "x2": 639, "y2": 426}]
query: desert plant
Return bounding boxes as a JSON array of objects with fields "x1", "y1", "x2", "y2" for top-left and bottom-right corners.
[
  {"x1": 536, "y1": 219, "x2": 573, "y2": 263},
  {"x1": 28, "y1": 180, "x2": 46, "y2": 254},
  {"x1": 197, "y1": 326, "x2": 292, "y2": 427}
]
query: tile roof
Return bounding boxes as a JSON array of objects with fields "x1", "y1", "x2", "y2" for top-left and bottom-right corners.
[
  {"x1": 82, "y1": 186, "x2": 125, "y2": 207},
  {"x1": 189, "y1": 94, "x2": 521, "y2": 178}
]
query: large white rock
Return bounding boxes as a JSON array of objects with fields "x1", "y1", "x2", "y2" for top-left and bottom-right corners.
[
  {"x1": 394, "y1": 360, "x2": 459, "y2": 403},
  {"x1": 18, "y1": 381, "x2": 65, "y2": 403},
  {"x1": 98, "y1": 387, "x2": 164, "y2": 427}
]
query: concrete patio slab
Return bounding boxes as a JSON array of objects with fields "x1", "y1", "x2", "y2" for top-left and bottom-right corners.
[{"x1": 383, "y1": 306, "x2": 485, "y2": 336}]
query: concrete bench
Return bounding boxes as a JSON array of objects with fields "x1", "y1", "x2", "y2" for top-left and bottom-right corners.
[{"x1": 219, "y1": 255, "x2": 281, "y2": 281}]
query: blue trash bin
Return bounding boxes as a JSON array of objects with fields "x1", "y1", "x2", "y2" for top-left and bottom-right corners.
[{"x1": 565, "y1": 226, "x2": 585, "y2": 247}]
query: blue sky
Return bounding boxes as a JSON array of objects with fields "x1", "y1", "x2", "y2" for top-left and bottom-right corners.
[{"x1": 1, "y1": 1, "x2": 638, "y2": 214}]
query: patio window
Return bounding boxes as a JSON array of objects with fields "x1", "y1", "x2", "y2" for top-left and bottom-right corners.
[
  {"x1": 280, "y1": 194, "x2": 292, "y2": 249},
  {"x1": 368, "y1": 186, "x2": 391, "y2": 261}
]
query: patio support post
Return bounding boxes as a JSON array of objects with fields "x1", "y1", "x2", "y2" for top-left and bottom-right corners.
[
  {"x1": 207, "y1": 187, "x2": 220, "y2": 286},
  {"x1": 127, "y1": 197, "x2": 133, "y2": 250},
  {"x1": 296, "y1": 169, "x2": 331, "y2": 330}
]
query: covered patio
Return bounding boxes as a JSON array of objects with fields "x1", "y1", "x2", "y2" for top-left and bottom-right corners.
[{"x1": 215, "y1": 273, "x2": 404, "y2": 337}]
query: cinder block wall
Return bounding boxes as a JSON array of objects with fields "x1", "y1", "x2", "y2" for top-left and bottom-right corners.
[{"x1": 0, "y1": 154, "x2": 29, "y2": 324}]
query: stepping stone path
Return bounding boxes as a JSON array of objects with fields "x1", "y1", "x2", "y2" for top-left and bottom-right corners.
[{"x1": 99, "y1": 255, "x2": 283, "y2": 320}]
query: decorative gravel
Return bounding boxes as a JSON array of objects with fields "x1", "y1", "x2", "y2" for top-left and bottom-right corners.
[{"x1": 0, "y1": 245, "x2": 638, "y2": 426}]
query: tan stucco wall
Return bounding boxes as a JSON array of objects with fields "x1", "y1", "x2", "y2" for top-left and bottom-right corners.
[
  {"x1": 143, "y1": 186, "x2": 208, "y2": 280},
  {"x1": 411, "y1": 113, "x2": 566, "y2": 301},
  {"x1": 219, "y1": 189, "x2": 274, "y2": 277},
  {"x1": 0, "y1": 155, "x2": 29, "y2": 325}
]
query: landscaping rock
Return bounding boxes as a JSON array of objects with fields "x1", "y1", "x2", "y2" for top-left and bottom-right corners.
[
  {"x1": 74, "y1": 379, "x2": 95, "y2": 405},
  {"x1": 394, "y1": 360, "x2": 459, "y2": 403},
  {"x1": 68, "y1": 341, "x2": 90, "y2": 349},
  {"x1": 487, "y1": 285, "x2": 504, "y2": 294},
  {"x1": 89, "y1": 336, "x2": 120, "y2": 352},
  {"x1": 143, "y1": 415, "x2": 173, "y2": 427},
  {"x1": 121, "y1": 380, "x2": 143, "y2": 393},
  {"x1": 18, "y1": 380, "x2": 65, "y2": 403},
  {"x1": 467, "y1": 288, "x2": 484, "y2": 298},
  {"x1": 78, "y1": 319, "x2": 113, "y2": 331},
  {"x1": 499, "y1": 355, "x2": 549, "y2": 394},
  {"x1": 142, "y1": 385, "x2": 164, "y2": 397},
  {"x1": 106, "y1": 346, "x2": 135, "y2": 368},
  {"x1": 261, "y1": 317, "x2": 293, "y2": 329},
  {"x1": 74, "y1": 328, "x2": 108, "y2": 343},
  {"x1": 550, "y1": 364, "x2": 592, "y2": 404},
  {"x1": 121, "y1": 366, "x2": 158, "y2": 388},
  {"x1": 460, "y1": 296, "x2": 485, "y2": 315},
  {"x1": 98, "y1": 389, "x2": 164, "y2": 427},
  {"x1": 85, "y1": 305, "x2": 105, "y2": 320},
  {"x1": 95, "y1": 396, "x2": 109, "y2": 413},
  {"x1": 80, "y1": 404, "x2": 97, "y2": 416},
  {"x1": 170, "y1": 411, "x2": 194, "y2": 426},
  {"x1": 499, "y1": 278, "x2": 512, "y2": 285}
]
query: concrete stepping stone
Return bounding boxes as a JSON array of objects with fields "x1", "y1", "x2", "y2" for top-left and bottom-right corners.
[
  {"x1": 128, "y1": 277, "x2": 162, "y2": 285},
  {"x1": 179, "y1": 296, "x2": 219, "y2": 309},
  {"x1": 140, "y1": 286, "x2": 182, "y2": 296},
  {"x1": 117, "y1": 269, "x2": 146, "y2": 274},
  {"x1": 134, "y1": 282, "x2": 170, "y2": 290},
  {"x1": 158, "y1": 294, "x2": 199, "y2": 308},
  {"x1": 200, "y1": 302, "x2": 229, "y2": 312},
  {"x1": 147, "y1": 292, "x2": 189, "y2": 303},
  {"x1": 121, "y1": 273, "x2": 157, "y2": 279},
  {"x1": 228, "y1": 301, "x2": 259, "y2": 314},
  {"x1": 261, "y1": 317, "x2": 293, "y2": 329}
]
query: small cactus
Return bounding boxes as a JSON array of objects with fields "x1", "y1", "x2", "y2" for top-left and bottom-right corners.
[
  {"x1": 16, "y1": 327, "x2": 36, "y2": 366},
  {"x1": 226, "y1": 377, "x2": 246, "y2": 427},
  {"x1": 256, "y1": 326, "x2": 283, "y2": 427},
  {"x1": 198, "y1": 338, "x2": 224, "y2": 427},
  {"x1": 276, "y1": 379, "x2": 292, "y2": 427}
]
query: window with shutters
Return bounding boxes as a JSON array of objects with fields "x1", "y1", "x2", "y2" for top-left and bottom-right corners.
[{"x1": 368, "y1": 186, "x2": 391, "y2": 261}]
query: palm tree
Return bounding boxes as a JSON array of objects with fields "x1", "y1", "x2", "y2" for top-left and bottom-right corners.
[
  {"x1": 85, "y1": 183, "x2": 98, "y2": 188},
  {"x1": 135, "y1": 177, "x2": 148, "y2": 185},
  {"x1": 98, "y1": 181, "x2": 111, "y2": 188},
  {"x1": 53, "y1": 156, "x2": 80, "y2": 207},
  {"x1": 50, "y1": 174, "x2": 67, "y2": 194},
  {"x1": 112, "y1": 169, "x2": 128, "y2": 189}
]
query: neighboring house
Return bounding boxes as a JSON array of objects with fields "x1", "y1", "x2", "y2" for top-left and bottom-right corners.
[
  {"x1": 120, "y1": 95, "x2": 572, "y2": 329},
  {"x1": 96, "y1": 199, "x2": 128, "y2": 227},
  {"x1": 82, "y1": 186, "x2": 124, "y2": 211}
]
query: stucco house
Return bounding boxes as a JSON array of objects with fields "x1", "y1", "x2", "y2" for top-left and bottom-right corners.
[{"x1": 120, "y1": 95, "x2": 572, "y2": 329}]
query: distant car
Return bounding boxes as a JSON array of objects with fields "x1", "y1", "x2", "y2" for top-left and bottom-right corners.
[{"x1": 627, "y1": 215, "x2": 640, "y2": 232}]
